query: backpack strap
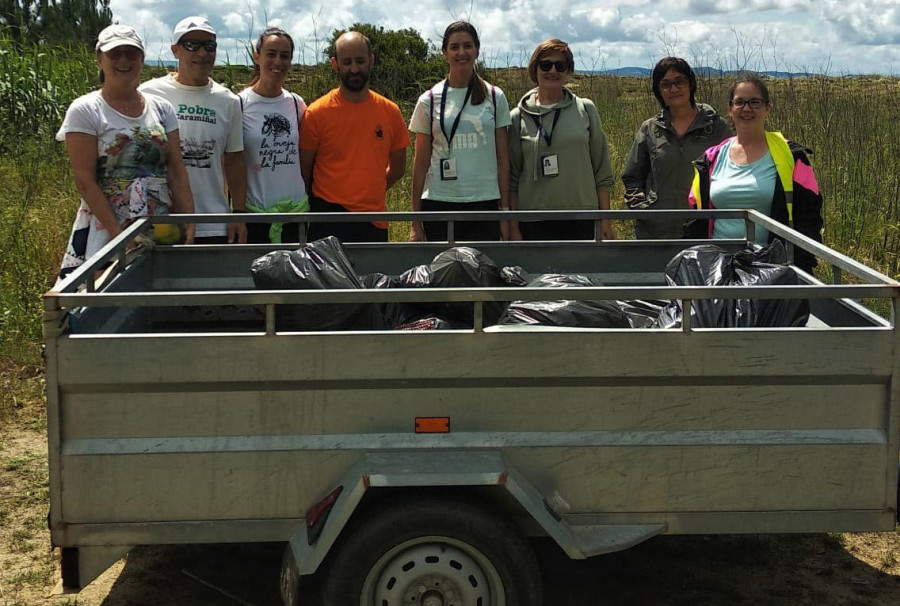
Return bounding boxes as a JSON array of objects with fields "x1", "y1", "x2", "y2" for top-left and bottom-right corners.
[{"x1": 291, "y1": 93, "x2": 302, "y2": 125}]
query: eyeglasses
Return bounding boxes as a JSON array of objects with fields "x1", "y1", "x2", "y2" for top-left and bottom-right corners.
[
  {"x1": 179, "y1": 39, "x2": 217, "y2": 52},
  {"x1": 730, "y1": 98, "x2": 766, "y2": 109},
  {"x1": 538, "y1": 60, "x2": 568, "y2": 73},
  {"x1": 660, "y1": 77, "x2": 689, "y2": 91}
]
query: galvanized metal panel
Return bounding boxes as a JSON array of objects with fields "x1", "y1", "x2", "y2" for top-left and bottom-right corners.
[
  {"x1": 566, "y1": 509, "x2": 896, "y2": 534},
  {"x1": 60, "y1": 384, "x2": 887, "y2": 439},
  {"x1": 58, "y1": 443, "x2": 887, "y2": 523},
  {"x1": 56, "y1": 330, "x2": 894, "y2": 386}
]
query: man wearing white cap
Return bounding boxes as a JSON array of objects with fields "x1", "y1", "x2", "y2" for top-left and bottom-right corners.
[{"x1": 140, "y1": 16, "x2": 248, "y2": 243}]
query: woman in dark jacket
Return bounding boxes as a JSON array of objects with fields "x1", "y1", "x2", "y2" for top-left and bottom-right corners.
[
  {"x1": 687, "y1": 73, "x2": 823, "y2": 272},
  {"x1": 622, "y1": 57, "x2": 731, "y2": 239}
]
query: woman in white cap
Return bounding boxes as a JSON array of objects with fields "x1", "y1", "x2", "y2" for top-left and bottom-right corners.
[{"x1": 56, "y1": 24, "x2": 194, "y2": 282}]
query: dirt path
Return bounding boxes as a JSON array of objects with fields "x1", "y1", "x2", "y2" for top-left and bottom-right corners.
[{"x1": 3, "y1": 409, "x2": 900, "y2": 606}]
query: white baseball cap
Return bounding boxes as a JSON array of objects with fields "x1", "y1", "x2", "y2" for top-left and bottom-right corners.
[
  {"x1": 96, "y1": 24, "x2": 145, "y2": 53},
  {"x1": 173, "y1": 16, "x2": 216, "y2": 43}
]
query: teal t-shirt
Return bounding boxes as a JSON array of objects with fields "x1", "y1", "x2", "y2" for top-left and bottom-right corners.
[
  {"x1": 409, "y1": 81, "x2": 512, "y2": 202},
  {"x1": 709, "y1": 139, "x2": 777, "y2": 245}
]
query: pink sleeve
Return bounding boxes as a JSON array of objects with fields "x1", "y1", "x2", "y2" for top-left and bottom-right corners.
[{"x1": 793, "y1": 160, "x2": 819, "y2": 195}]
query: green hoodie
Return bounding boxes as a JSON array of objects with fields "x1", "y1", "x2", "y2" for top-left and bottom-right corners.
[{"x1": 509, "y1": 87, "x2": 614, "y2": 212}]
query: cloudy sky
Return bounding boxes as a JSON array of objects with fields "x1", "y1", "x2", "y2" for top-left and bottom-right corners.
[{"x1": 115, "y1": 0, "x2": 900, "y2": 75}]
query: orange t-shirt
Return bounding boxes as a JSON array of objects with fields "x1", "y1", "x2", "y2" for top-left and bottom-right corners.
[{"x1": 300, "y1": 88, "x2": 409, "y2": 213}]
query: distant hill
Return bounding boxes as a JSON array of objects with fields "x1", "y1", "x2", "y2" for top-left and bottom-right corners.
[{"x1": 588, "y1": 67, "x2": 822, "y2": 78}]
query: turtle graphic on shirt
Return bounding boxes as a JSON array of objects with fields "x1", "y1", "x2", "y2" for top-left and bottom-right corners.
[{"x1": 262, "y1": 113, "x2": 291, "y2": 139}]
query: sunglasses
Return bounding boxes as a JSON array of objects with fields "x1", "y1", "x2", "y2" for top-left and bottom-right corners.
[
  {"x1": 179, "y1": 39, "x2": 217, "y2": 52},
  {"x1": 538, "y1": 60, "x2": 568, "y2": 73},
  {"x1": 106, "y1": 46, "x2": 142, "y2": 60}
]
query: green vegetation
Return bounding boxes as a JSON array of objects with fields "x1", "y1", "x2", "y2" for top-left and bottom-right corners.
[{"x1": 1, "y1": 0, "x2": 112, "y2": 48}]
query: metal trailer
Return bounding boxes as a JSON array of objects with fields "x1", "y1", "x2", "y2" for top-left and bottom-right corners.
[{"x1": 44, "y1": 210, "x2": 900, "y2": 606}]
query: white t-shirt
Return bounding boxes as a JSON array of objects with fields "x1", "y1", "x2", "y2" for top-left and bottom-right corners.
[
  {"x1": 140, "y1": 74, "x2": 243, "y2": 237},
  {"x1": 238, "y1": 88, "x2": 307, "y2": 211},
  {"x1": 409, "y1": 80, "x2": 511, "y2": 202},
  {"x1": 55, "y1": 91, "x2": 178, "y2": 274}
]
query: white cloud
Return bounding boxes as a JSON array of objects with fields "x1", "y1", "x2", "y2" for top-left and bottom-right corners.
[{"x1": 106, "y1": 0, "x2": 900, "y2": 74}]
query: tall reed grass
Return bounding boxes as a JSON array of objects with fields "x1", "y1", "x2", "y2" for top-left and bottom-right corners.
[{"x1": 0, "y1": 37, "x2": 94, "y2": 364}]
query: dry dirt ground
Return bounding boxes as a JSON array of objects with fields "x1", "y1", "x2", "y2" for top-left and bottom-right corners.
[{"x1": 3, "y1": 366, "x2": 900, "y2": 606}]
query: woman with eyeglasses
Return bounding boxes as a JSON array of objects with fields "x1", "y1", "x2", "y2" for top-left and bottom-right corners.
[
  {"x1": 408, "y1": 20, "x2": 512, "y2": 242},
  {"x1": 622, "y1": 57, "x2": 730, "y2": 239},
  {"x1": 509, "y1": 39, "x2": 614, "y2": 241},
  {"x1": 55, "y1": 24, "x2": 194, "y2": 282},
  {"x1": 688, "y1": 73, "x2": 823, "y2": 271},
  {"x1": 239, "y1": 27, "x2": 308, "y2": 244}
]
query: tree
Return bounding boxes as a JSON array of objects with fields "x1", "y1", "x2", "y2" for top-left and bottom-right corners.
[
  {"x1": 0, "y1": 0, "x2": 112, "y2": 48},
  {"x1": 325, "y1": 23, "x2": 446, "y2": 105}
]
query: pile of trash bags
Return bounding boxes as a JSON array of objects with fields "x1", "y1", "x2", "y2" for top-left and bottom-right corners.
[{"x1": 250, "y1": 237, "x2": 808, "y2": 331}]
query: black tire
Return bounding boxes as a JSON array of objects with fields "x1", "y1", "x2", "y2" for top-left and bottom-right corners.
[
  {"x1": 320, "y1": 496, "x2": 542, "y2": 606},
  {"x1": 280, "y1": 543, "x2": 301, "y2": 606},
  {"x1": 281, "y1": 543, "x2": 324, "y2": 606}
]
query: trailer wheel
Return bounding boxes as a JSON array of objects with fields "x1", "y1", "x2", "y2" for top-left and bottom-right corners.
[
  {"x1": 280, "y1": 542, "x2": 302, "y2": 606},
  {"x1": 320, "y1": 497, "x2": 542, "y2": 606}
]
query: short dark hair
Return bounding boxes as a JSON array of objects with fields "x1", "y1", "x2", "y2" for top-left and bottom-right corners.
[
  {"x1": 527, "y1": 39, "x2": 575, "y2": 84},
  {"x1": 727, "y1": 72, "x2": 771, "y2": 105},
  {"x1": 651, "y1": 57, "x2": 697, "y2": 109}
]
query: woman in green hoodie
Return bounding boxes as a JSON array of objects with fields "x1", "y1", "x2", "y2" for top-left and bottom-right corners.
[{"x1": 509, "y1": 38, "x2": 615, "y2": 241}]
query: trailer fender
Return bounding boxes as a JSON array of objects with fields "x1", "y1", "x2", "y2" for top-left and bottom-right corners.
[{"x1": 287, "y1": 450, "x2": 667, "y2": 576}]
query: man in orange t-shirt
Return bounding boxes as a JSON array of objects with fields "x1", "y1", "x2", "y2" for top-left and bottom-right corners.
[{"x1": 300, "y1": 31, "x2": 409, "y2": 242}]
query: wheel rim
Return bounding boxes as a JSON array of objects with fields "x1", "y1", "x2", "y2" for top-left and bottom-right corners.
[{"x1": 361, "y1": 536, "x2": 506, "y2": 606}]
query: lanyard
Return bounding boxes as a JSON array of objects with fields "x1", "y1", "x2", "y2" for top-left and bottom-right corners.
[
  {"x1": 439, "y1": 79, "x2": 473, "y2": 150},
  {"x1": 531, "y1": 109, "x2": 562, "y2": 147}
]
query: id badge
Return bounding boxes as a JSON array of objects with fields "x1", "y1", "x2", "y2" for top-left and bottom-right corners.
[
  {"x1": 541, "y1": 154, "x2": 560, "y2": 178},
  {"x1": 440, "y1": 157, "x2": 458, "y2": 180}
]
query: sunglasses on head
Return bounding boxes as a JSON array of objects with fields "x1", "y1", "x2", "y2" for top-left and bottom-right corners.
[
  {"x1": 179, "y1": 39, "x2": 217, "y2": 52},
  {"x1": 538, "y1": 60, "x2": 568, "y2": 73}
]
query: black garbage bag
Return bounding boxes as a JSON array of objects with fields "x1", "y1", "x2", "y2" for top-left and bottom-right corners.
[
  {"x1": 618, "y1": 299, "x2": 670, "y2": 329},
  {"x1": 398, "y1": 247, "x2": 509, "y2": 326},
  {"x1": 360, "y1": 272, "x2": 427, "y2": 329},
  {"x1": 250, "y1": 236, "x2": 387, "y2": 330},
  {"x1": 395, "y1": 316, "x2": 471, "y2": 330},
  {"x1": 655, "y1": 242, "x2": 809, "y2": 328},
  {"x1": 501, "y1": 265, "x2": 530, "y2": 287},
  {"x1": 499, "y1": 274, "x2": 631, "y2": 328}
]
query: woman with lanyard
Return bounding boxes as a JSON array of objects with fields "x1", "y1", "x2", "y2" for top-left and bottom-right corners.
[
  {"x1": 238, "y1": 27, "x2": 308, "y2": 244},
  {"x1": 409, "y1": 21, "x2": 512, "y2": 242},
  {"x1": 509, "y1": 39, "x2": 615, "y2": 241}
]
